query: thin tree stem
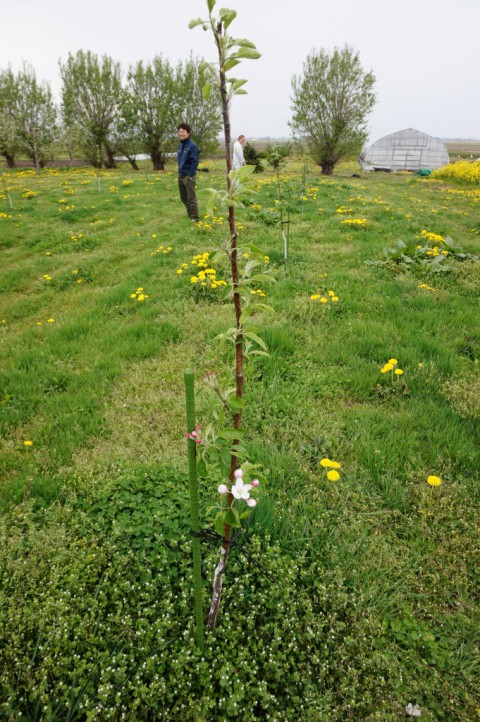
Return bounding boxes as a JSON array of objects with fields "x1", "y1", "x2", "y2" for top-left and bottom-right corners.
[
  {"x1": 184, "y1": 369, "x2": 204, "y2": 648},
  {"x1": 207, "y1": 23, "x2": 245, "y2": 630}
]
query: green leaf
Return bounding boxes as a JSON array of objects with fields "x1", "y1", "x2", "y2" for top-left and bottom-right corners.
[
  {"x1": 228, "y1": 395, "x2": 244, "y2": 410},
  {"x1": 188, "y1": 18, "x2": 206, "y2": 29},
  {"x1": 202, "y1": 83, "x2": 212, "y2": 100},
  {"x1": 229, "y1": 78, "x2": 248, "y2": 90},
  {"x1": 224, "y1": 58, "x2": 241, "y2": 72},
  {"x1": 243, "y1": 331, "x2": 267, "y2": 350},
  {"x1": 241, "y1": 303, "x2": 275, "y2": 321},
  {"x1": 218, "y1": 429, "x2": 242, "y2": 440},
  {"x1": 234, "y1": 89, "x2": 248, "y2": 95},
  {"x1": 225, "y1": 508, "x2": 241, "y2": 528},
  {"x1": 219, "y1": 8, "x2": 237, "y2": 28},
  {"x1": 232, "y1": 39, "x2": 257, "y2": 49},
  {"x1": 215, "y1": 514, "x2": 226, "y2": 537},
  {"x1": 249, "y1": 273, "x2": 276, "y2": 284},
  {"x1": 220, "y1": 448, "x2": 230, "y2": 475},
  {"x1": 229, "y1": 164, "x2": 256, "y2": 182},
  {"x1": 197, "y1": 457, "x2": 207, "y2": 478},
  {"x1": 235, "y1": 47, "x2": 261, "y2": 60},
  {"x1": 207, "y1": 0, "x2": 216, "y2": 12}
]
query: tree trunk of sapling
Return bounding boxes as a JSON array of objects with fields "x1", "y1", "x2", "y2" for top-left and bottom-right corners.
[{"x1": 207, "y1": 21, "x2": 245, "y2": 632}]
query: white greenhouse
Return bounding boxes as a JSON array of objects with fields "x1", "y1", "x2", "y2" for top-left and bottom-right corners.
[{"x1": 360, "y1": 128, "x2": 449, "y2": 172}]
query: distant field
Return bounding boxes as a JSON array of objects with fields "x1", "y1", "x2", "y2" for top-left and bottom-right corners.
[
  {"x1": 444, "y1": 140, "x2": 480, "y2": 159},
  {"x1": 3, "y1": 136, "x2": 480, "y2": 169}
]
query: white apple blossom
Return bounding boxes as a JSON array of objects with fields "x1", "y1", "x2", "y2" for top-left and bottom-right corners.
[{"x1": 231, "y1": 478, "x2": 252, "y2": 500}]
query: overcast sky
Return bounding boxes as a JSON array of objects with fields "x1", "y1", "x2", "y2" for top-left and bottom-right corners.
[{"x1": 1, "y1": 0, "x2": 479, "y2": 143}]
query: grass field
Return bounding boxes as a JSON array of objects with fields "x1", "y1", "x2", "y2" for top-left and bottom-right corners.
[{"x1": 0, "y1": 159, "x2": 479, "y2": 720}]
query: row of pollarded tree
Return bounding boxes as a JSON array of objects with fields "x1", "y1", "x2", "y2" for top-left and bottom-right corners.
[
  {"x1": 0, "y1": 45, "x2": 376, "y2": 176},
  {"x1": 0, "y1": 51, "x2": 222, "y2": 173}
]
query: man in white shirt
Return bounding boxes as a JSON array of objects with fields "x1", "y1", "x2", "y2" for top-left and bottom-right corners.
[{"x1": 232, "y1": 134, "x2": 246, "y2": 170}]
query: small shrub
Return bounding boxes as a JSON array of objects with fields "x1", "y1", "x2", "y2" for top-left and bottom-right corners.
[{"x1": 242, "y1": 142, "x2": 264, "y2": 173}]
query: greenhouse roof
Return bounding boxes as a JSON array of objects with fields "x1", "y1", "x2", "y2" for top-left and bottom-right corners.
[{"x1": 360, "y1": 128, "x2": 449, "y2": 172}]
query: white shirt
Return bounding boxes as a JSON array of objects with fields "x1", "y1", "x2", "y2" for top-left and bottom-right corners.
[{"x1": 232, "y1": 140, "x2": 245, "y2": 170}]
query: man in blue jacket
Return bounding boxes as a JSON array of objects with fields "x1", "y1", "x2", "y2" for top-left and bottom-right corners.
[{"x1": 177, "y1": 123, "x2": 200, "y2": 222}]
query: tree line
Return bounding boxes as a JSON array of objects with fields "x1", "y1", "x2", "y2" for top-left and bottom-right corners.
[
  {"x1": 0, "y1": 51, "x2": 222, "y2": 172},
  {"x1": 0, "y1": 45, "x2": 375, "y2": 176}
]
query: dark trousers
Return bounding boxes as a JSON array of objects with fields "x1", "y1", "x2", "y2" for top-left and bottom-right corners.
[{"x1": 178, "y1": 176, "x2": 199, "y2": 221}]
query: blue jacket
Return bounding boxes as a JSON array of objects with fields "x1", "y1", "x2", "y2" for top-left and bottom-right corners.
[{"x1": 177, "y1": 137, "x2": 199, "y2": 177}]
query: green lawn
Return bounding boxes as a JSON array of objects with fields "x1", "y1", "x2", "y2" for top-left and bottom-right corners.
[{"x1": 0, "y1": 160, "x2": 479, "y2": 720}]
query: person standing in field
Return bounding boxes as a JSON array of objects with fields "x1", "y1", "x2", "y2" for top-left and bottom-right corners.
[
  {"x1": 177, "y1": 122, "x2": 200, "y2": 222},
  {"x1": 232, "y1": 134, "x2": 246, "y2": 170}
]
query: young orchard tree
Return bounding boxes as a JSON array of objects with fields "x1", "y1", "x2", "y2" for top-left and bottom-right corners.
[
  {"x1": 190, "y1": 1, "x2": 267, "y2": 631},
  {"x1": 60, "y1": 50, "x2": 122, "y2": 168},
  {"x1": 0, "y1": 67, "x2": 20, "y2": 168},
  {"x1": 290, "y1": 45, "x2": 376, "y2": 175},
  {"x1": 16, "y1": 64, "x2": 57, "y2": 173}
]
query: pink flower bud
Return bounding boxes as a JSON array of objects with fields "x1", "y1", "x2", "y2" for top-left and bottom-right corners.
[
  {"x1": 246, "y1": 498, "x2": 257, "y2": 507},
  {"x1": 233, "y1": 468, "x2": 243, "y2": 479},
  {"x1": 218, "y1": 484, "x2": 229, "y2": 495},
  {"x1": 191, "y1": 431, "x2": 197, "y2": 438},
  {"x1": 251, "y1": 479, "x2": 259, "y2": 487},
  {"x1": 195, "y1": 439, "x2": 202, "y2": 444}
]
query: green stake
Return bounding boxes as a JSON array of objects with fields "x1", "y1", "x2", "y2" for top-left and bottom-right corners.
[{"x1": 184, "y1": 368, "x2": 204, "y2": 648}]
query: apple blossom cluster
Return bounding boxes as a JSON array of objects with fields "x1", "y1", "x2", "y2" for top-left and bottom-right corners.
[
  {"x1": 218, "y1": 468, "x2": 259, "y2": 508},
  {"x1": 186, "y1": 425, "x2": 203, "y2": 445}
]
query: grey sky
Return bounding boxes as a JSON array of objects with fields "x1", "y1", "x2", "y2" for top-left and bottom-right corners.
[{"x1": 1, "y1": 0, "x2": 479, "y2": 143}]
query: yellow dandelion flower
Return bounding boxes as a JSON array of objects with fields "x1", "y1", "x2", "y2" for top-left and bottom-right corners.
[
  {"x1": 310, "y1": 294, "x2": 320, "y2": 300},
  {"x1": 327, "y1": 470, "x2": 340, "y2": 481},
  {"x1": 320, "y1": 297, "x2": 328, "y2": 303},
  {"x1": 320, "y1": 458, "x2": 332, "y2": 468},
  {"x1": 191, "y1": 276, "x2": 198, "y2": 284},
  {"x1": 388, "y1": 358, "x2": 398, "y2": 365},
  {"x1": 328, "y1": 290, "x2": 335, "y2": 297},
  {"x1": 427, "y1": 475, "x2": 442, "y2": 487},
  {"x1": 130, "y1": 293, "x2": 137, "y2": 298},
  {"x1": 47, "y1": 319, "x2": 55, "y2": 323},
  {"x1": 394, "y1": 369, "x2": 404, "y2": 375},
  {"x1": 23, "y1": 440, "x2": 33, "y2": 446},
  {"x1": 330, "y1": 461, "x2": 341, "y2": 469},
  {"x1": 177, "y1": 269, "x2": 183, "y2": 275},
  {"x1": 331, "y1": 296, "x2": 339, "y2": 302}
]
